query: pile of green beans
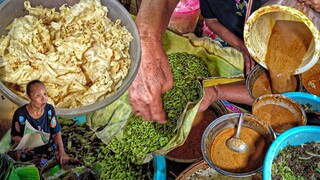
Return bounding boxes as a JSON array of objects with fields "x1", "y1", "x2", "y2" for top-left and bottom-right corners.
[
  {"x1": 106, "y1": 52, "x2": 210, "y2": 165},
  {"x1": 60, "y1": 119, "x2": 149, "y2": 179},
  {"x1": 97, "y1": 145, "x2": 148, "y2": 180},
  {"x1": 61, "y1": 52, "x2": 210, "y2": 179}
]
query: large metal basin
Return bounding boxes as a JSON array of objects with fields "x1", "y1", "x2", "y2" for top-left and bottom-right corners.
[{"x1": 0, "y1": 0, "x2": 140, "y2": 117}]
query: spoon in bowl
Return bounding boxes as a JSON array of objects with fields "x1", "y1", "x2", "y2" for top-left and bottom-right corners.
[{"x1": 226, "y1": 113, "x2": 248, "y2": 153}]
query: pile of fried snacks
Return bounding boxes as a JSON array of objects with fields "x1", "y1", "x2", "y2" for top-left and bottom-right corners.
[{"x1": 0, "y1": 0, "x2": 133, "y2": 108}]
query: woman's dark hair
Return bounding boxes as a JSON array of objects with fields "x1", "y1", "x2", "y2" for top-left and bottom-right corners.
[{"x1": 26, "y1": 79, "x2": 44, "y2": 97}]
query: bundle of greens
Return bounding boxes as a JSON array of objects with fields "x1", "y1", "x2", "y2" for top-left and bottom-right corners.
[
  {"x1": 0, "y1": 154, "x2": 39, "y2": 180},
  {"x1": 60, "y1": 119, "x2": 104, "y2": 166},
  {"x1": 0, "y1": 154, "x2": 14, "y2": 180}
]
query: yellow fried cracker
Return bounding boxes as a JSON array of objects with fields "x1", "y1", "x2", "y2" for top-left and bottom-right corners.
[{"x1": 0, "y1": 0, "x2": 133, "y2": 108}]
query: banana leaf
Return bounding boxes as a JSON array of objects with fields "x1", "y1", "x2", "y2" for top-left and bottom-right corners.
[
  {"x1": 86, "y1": 30, "x2": 245, "y2": 163},
  {"x1": 0, "y1": 130, "x2": 11, "y2": 154},
  {"x1": 9, "y1": 165, "x2": 40, "y2": 180},
  {"x1": 86, "y1": 91, "x2": 132, "y2": 144}
]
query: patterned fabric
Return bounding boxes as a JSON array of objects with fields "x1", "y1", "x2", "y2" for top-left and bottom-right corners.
[{"x1": 200, "y1": 0, "x2": 267, "y2": 43}]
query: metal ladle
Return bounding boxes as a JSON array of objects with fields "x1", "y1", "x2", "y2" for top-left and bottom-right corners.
[{"x1": 226, "y1": 113, "x2": 248, "y2": 153}]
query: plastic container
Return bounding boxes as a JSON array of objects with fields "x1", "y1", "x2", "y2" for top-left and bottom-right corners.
[
  {"x1": 153, "y1": 154, "x2": 166, "y2": 180},
  {"x1": 282, "y1": 92, "x2": 320, "y2": 112},
  {"x1": 244, "y1": 0, "x2": 320, "y2": 75},
  {"x1": 0, "y1": 0, "x2": 141, "y2": 117},
  {"x1": 201, "y1": 113, "x2": 276, "y2": 178},
  {"x1": 246, "y1": 65, "x2": 303, "y2": 99},
  {"x1": 168, "y1": 0, "x2": 200, "y2": 34},
  {"x1": 263, "y1": 126, "x2": 320, "y2": 180},
  {"x1": 252, "y1": 94, "x2": 307, "y2": 135}
]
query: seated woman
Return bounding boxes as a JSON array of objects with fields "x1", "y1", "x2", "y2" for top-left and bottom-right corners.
[{"x1": 10, "y1": 79, "x2": 69, "y2": 166}]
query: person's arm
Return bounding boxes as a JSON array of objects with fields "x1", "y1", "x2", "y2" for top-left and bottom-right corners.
[
  {"x1": 198, "y1": 81, "x2": 254, "y2": 112},
  {"x1": 204, "y1": 18, "x2": 255, "y2": 75},
  {"x1": 129, "y1": 0, "x2": 180, "y2": 124},
  {"x1": 52, "y1": 132, "x2": 69, "y2": 165},
  {"x1": 135, "y1": 0, "x2": 179, "y2": 42},
  {"x1": 298, "y1": 0, "x2": 320, "y2": 12}
]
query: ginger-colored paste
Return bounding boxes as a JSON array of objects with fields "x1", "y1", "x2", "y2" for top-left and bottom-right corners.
[
  {"x1": 266, "y1": 20, "x2": 312, "y2": 94},
  {"x1": 210, "y1": 127, "x2": 267, "y2": 173},
  {"x1": 253, "y1": 104, "x2": 298, "y2": 133},
  {"x1": 302, "y1": 63, "x2": 320, "y2": 96},
  {"x1": 252, "y1": 71, "x2": 272, "y2": 98},
  {"x1": 252, "y1": 71, "x2": 300, "y2": 99}
]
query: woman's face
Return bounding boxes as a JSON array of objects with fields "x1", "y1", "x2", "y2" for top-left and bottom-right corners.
[{"x1": 28, "y1": 83, "x2": 48, "y2": 109}]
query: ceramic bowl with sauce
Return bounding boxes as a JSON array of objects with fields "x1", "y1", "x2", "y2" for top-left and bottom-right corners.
[
  {"x1": 252, "y1": 94, "x2": 307, "y2": 135},
  {"x1": 301, "y1": 63, "x2": 320, "y2": 96},
  {"x1": 201, "y1": 113, "x2": 276, "y2": 178},
  {"x1": 246, "y1": 65, "x2": 303, "y2": 99},
  {"x1": 243, "y1": 1, "x2": 320, "y2": 75}
]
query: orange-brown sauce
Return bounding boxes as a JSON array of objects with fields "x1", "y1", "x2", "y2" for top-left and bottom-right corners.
[
  {"x1": 253, "y1": 104, "x2": 298, "y2": 133},
  {"x1": 210, "y1": 127, "x2": 267, "y2": 173},
  {"x1": 252, "y1": 72, "x2": 273, "y2": 99},
  {"x1": 302, "y1": 63, "x2": 320, "y2": 96},
  {"x1": 252, "y1": 71, "x2": 299, "y2": 99},
  {"x1": 266, "y1": 20, "x2": 312, "y2": 94}
]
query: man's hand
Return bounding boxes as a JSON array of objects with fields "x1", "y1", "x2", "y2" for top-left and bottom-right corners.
[{"x1": 129, "y1": 39, "x2": 173, "y2": 124}]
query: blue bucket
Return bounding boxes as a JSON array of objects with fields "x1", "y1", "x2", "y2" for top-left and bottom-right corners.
[
  {"x1": 282, "y1": 92, "x2": 320, "y2": 112},
  {"x1": 263, "y1": 126, "x2": 320, "y2": 180}
]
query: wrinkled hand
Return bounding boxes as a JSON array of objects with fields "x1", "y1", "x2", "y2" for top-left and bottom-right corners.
[
  {"x1": 239, "y1": 43, "x2": 255, "y2": 76},
  {"x1": 56, "y1": 150, "x2": 70, "y2": 165},
  {"x1": 129, "y1": 38, "x2": 173, "y2": 124},
  {"x1": 298, "y1": 0, "x2": 320, "y2": 12},
  {"x1": 198, "y1": 86, "x2": 218, "y2": 113}
]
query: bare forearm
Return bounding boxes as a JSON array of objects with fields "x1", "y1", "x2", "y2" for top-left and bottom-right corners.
[
  {"x1": 205, "y1": 18, "x2": 243, "y2": 50},
  {"x1": 136, "y1": 0, "x2": 180, "y2": 41},
  {"x1": 215, "y1": 81, "x2": 254, "y2": 105},
  {"x1": 52, "y1": 132, "x2": 65, "y2": 152}
]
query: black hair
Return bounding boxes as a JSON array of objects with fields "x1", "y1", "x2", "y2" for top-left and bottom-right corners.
[{"x1": 26, "y1": 79, "x2": 44, "y2": 97}]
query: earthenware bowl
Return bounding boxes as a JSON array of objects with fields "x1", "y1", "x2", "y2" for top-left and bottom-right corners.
[{"x1": 252, "y1": 94, "x2": 307, "y2": 135}]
